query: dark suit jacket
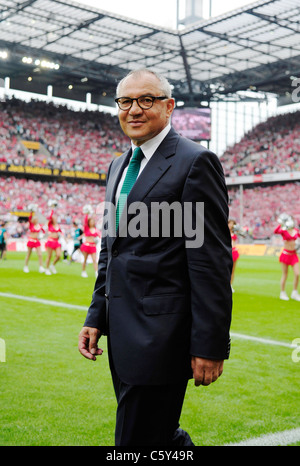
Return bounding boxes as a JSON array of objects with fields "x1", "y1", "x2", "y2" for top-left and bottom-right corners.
[{"x1": 84, "y1": 127, "x2": 232, "y2": 385}]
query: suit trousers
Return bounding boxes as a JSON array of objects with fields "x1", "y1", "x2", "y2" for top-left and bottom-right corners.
[{"x1": 110, "y1": 363, "x2": 194, "y2": 446}]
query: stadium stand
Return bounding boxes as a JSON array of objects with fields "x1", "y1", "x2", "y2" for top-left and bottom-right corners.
[
  {"x1": 0, "y1": 176, "x2": 105, "y2": 235},
  {"x1": 0, "y1": 97, "x2": 129, "y2": 174},
  {"x1": 222, "y1": 111, "x2": 300, "y2": 239},
  {"x1": 228, "y1": 183, "x2": 300, "y2": 240},
  {"x1": 221, "y1": 111, "x2": 300, "y2": 177}
]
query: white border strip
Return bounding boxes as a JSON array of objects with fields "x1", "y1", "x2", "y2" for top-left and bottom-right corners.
[
  {"x1": 226, "y1": 427, "x2": 300, "y2": 446},
  {"x1": 231, "y1": 332, "x2": 297, "y2": 349},
  {"x1": 0, "y1": 292, "x2": 297, "y2": 348},
  {"x1": 0, "y1": 291, "x2": 87, "y2": 311}
]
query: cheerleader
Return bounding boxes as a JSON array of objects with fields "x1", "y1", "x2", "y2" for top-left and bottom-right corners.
[
  {"x1": 80, "y1": 211, "x2": 100, "y2": 278},
  {"x1": 45, "y1": 208, "x2": 62, "y2": 275},
  {"x1": 228, "y1": 219, "x2": 239, "y2": 292},
  {"x1": 23, "y1": 208, "x2": 45, "y2": 273},
  {"x1": 274, "y1": 216, "x2": 300, "y2": 301}
]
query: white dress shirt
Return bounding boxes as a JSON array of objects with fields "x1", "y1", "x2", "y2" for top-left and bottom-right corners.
[{"x1": 115, "y1": 123, "x2": 171, "y2": 203}]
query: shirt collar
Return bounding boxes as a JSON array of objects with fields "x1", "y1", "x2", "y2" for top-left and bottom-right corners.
[{"x1": 131, "y1": 123, "x2": 171, "y2": 162}]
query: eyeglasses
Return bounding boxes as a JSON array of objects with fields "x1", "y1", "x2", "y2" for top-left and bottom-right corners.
[{"x1": 115, "y1": 95, "x2": 168, "y2": 110}]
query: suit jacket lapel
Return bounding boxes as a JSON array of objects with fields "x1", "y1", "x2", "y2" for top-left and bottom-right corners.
[
  {"x1": 105, "y1": 148, "x2": 131, "y2": 205},
  {"x1": 104, "y1": 149, "x2": 131, "y2": 249},
  {"x1": 126, "y1": 151, "x2": 171, "y2": 206},
  {"x1": 127, "y1": 127, "x2": 179, "y2": 205},
  {"x1": 110, "y1": 128, "x2": 179, "y2": 241}
]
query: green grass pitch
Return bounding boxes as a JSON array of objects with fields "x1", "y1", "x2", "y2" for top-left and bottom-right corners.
[{"x1": 0, "y1": 252, "x2": 299, "y2": 446}]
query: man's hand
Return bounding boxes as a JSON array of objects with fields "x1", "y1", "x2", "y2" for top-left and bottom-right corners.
[
  {"x1": 191, "y1": 356, "x2": 224, "y2": 386},
  {"x1": 78, "y1": 326, "x2": 103, "y2": 361}
]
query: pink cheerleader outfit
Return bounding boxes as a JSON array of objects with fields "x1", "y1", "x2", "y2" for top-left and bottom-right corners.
[
  {"x1": 27, "y1": 213, "x2": 45, "y2": 248},
  {"x1": 274, "y1": 225, "x2": 299, "y2": 266},
  {"x1": 45, "y1": 210, "x2": 62, "y2": 250},
  {"x1": 231, "y1": 233, "x2": 240, "y2": 262},
  {"x1": 80, "y1": 214, "x2": 101, "y2": 254}
]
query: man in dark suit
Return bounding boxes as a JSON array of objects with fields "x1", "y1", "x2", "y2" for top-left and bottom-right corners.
[{"x1": 78, "y1": 68, "x2": 232, "y2": 446}]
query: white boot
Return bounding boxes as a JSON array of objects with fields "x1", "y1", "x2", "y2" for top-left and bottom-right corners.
[
  {"x1": 50, "y1": 264, "x2": 57, "y2": 274},
  {"x1": 280, "y1": 291, "x2": 289, "y2": 301},
  {"x1": 45, "y1": 269, "x2": 51, "y2": 275},
  {"x1": 81, "y1": 271, "x2": 88, "y2": 278},
  {"x1": 23, "y1": 265, "x2": 29, "y2": 273},
  {"x1": 291, "y1": 290, "x2": 300, "y2": 301},
  {"x1": 39, "y1": 266, "x2": 45, "y2": 273}
]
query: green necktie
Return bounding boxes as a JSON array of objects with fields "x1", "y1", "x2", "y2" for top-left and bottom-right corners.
[{"x1": 116, "y1": 146, "x2": 144, "y2": 231}]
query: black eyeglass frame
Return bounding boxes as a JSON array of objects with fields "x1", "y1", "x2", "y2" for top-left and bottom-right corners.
[{"x1": 115, "y1": 95, "x2": 168, "y2": 110}]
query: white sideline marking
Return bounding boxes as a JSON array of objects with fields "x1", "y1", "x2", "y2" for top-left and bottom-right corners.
[
  {"x1": 0, "y1": 291, "x2": 87, "y2": 311},
  {"x1": 231, "y1": 332, "x2": 297, "y2": 349},
  {"x1": 0, "y1": 292, "x2": 297, "y2": 349},
  {"x1": 226, "y1": 427, "x2": 300, "y2": 446}
]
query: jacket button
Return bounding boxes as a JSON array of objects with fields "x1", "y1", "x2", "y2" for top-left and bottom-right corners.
[{"x1": 112, "y1": 249, "x2": 118, "y2": 257}]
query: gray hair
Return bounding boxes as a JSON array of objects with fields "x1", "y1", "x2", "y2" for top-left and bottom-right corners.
[{"x1": 116, "y1": 68, "x2": 172, "y2": 98}]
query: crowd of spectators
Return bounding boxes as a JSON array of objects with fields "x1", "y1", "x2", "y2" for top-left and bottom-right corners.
[
  {"x1": 0, "y1": 97, "x2": 129, "y2": 174},
  {"x1": 0, "y1": 176, "x2": 105, "y2": 238},
  {"x1": 221, "y1": 111, "x2": 300, "y2": 177},
  {"x1": 1, "y1": 97, "x2": 299, "y2": 178},
  {"x1": 1, "y1": 175, "x2": 299, "y2": 242},
  {"x1": 228, "y1": 182, "x2": 300, "y2": 240}
]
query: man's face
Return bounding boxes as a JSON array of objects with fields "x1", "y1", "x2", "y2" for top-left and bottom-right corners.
[{"x1": 117, "y1": 73, "x2": 175, "y2": 146}]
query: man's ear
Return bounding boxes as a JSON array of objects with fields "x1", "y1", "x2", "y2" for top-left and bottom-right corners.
[{"x1": 166, "y1": 98, "x2": 175, "y2": 118}]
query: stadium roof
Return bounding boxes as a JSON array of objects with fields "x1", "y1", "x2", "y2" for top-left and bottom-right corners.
[{"x1": 0, "y1": 0, "x2": 300, "y2": 107}]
